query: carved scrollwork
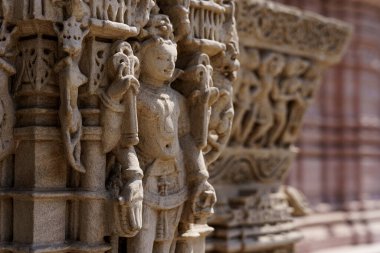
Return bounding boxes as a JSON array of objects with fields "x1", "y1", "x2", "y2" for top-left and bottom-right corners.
[{"x1": 210, "y1": 148, "x2": 294, "y2": 184}]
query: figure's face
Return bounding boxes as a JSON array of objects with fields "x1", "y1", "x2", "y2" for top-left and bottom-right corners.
[
  {"x1": 243, "y1": 47, "x2": 260, "y2": 70},
  {"x1": 56, "y1": 17, "x2": 88, "y2": 57},
  {"x1": 141, "y1": 42, "x2": 177, "y2": 84},
  {"x1": 285, "y1": 57, "x2": 310, "y2": 77},
  {"x1": 267, "y1": 55, "x2": 285, "y2": 76}
]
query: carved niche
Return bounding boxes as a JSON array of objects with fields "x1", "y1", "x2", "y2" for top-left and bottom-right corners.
[
  {"x1": 206, "y1": 1, "x2": 352, "y2": 253},
  {"x1": 0, "y1": 0, "x2": 237, "y2": 253}
]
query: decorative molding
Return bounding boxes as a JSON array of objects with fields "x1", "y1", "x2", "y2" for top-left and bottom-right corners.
[{"x1": 237, "y1": 0, "x2": 353, "y2": 64}]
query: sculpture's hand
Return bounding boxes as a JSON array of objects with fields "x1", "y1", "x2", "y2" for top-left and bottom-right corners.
[
  {"x1": 107, "y1": 63, "x2": 139, "y2": 102},
  {"x1": 192, "y1": 181, "x2": 217, "y2": 218},
  {"x1": 118, "y1": 179, "x2": 143, "y2": 236}
]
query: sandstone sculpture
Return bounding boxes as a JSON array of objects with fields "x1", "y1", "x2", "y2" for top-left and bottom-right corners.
[
  {"x1": 207, "y1": 1, "x2": 352, "y2": 252},
  {"x1": 0, "y1": 0, "x2": 237, "y2": 253}
]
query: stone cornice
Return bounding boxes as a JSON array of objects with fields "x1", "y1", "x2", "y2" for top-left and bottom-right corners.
[{"x1": 237, "y1": 0, "x2": 353, "y2": 64}]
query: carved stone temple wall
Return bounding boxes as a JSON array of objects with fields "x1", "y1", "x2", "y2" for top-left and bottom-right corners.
[
  {"x1": 206, "y1": 1, "x2": 352, "y2": 252},
  {"x1": 0, "y1": 0, "x2": 238, "y2": 253}
]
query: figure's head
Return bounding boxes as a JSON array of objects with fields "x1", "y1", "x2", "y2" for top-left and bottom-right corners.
[
  {"x1": 259, "y1": 52, "x2": 285, "y2": 77},
  {"x1": 54, "y1": 16, "x2": 89, "y2": 57},
  {"x1": 283, "y1": 57, "x2": 310, "y2": 77},
  {"x1": 304, "y1": 63, "x2": 323, "y2": 80},
  {"x1": 139, "y1": 38, "x2": 177, "y2": 85},
  {"x1": 240, "y1": 46, "x2": 260, "y2": 70},
  {"x1": 138, "y1": 14, "x2": 177, "y2": 85}
]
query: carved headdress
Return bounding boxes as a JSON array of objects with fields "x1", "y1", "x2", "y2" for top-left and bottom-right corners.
[{"x1": 137, "y1": 13, "x2": 176, "y2": 53}]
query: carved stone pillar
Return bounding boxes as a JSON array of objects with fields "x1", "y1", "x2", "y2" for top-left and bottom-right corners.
[
  {"x1": 0, "y1": 0, "x2": 237, "y2": 253},
  {"x1": 207, "y1": 1, "x2": 352, "y2": 252}
]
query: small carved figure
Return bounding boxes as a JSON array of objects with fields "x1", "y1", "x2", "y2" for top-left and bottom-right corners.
[
  {"x1": 126, "y1": 15, "x2": 216, "y2": 253},
  {"x1": 267, "y1": 57, "x2": 309, "y2": 147},
  {"x1": 205, "y1": 43, "x2": 239, "y2": 164},
  {"x1": 246, "y1": 52, "x2": 285, "y2": 147},
  {"x1": 104, "y1": 0, "x2": 120, "y2": 21},
  {"x1": 230, "y1": 47, "x2": 260, "y2": 145},
  {"x1": 52, "y1": 0, "x2": 90, "y2": 23},
  {"x1": 281, "y1": 63, "x2": 321, "y2": 146},
  {"x1": 70, "y1": 0, "x2": 90, "y2": 23},
  {"x1": 54, "y1": 16, "x2": 89, "y2": 173},
  {"x1": 158, "y1": 0, "x2": 191, "y2": 42}
]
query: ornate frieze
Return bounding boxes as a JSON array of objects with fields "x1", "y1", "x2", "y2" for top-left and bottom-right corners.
[{"x1": 237, "y1": 0, "x2": 352, "y2": 64}]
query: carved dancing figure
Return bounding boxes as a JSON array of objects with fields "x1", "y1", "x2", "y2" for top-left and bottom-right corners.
[
  {"x1": 54, "y1": 16, "x2": 89, "y2": 173},
  {"x1": 126, "y1": 15, "x2": 216, "y2": 253},
  {"x1": 247, "y1": 52, "x2": 285, "y2": 147},
  {"x1": 230, "y1": 47, "x2": 260, "y2": 145},
  {"x1": 281, "y1": 63, "x2": 321, "y2": 146},
  {"x1": 266, "y1": 57, "x2": 309, "y2": 147}
]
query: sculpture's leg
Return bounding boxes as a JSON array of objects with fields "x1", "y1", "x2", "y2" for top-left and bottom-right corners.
[
  {"x1": 127, "y1": 204, "x2": 157, "y2": 253},
  {"x1": 247, "y1": 119, "x2": 272, "y2": 146},
  {"x1": 267, "y1": 111, "x2": 286, "y2": 147},
  {"x1": 239, "y1": 110, "x2": 256, "y2": 143},
  {"x1": 154, "y1": 206, "x2": 184, "y2": 253}
]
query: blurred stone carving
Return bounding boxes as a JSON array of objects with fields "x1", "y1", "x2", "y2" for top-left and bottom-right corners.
[{"x1": 207, "y1": 1, "x2": 352, "y2": 253}]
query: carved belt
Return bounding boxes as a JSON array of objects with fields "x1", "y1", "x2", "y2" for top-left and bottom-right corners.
[{"x1": 144, "y1": 187, "x2": 188, "y2": 210}]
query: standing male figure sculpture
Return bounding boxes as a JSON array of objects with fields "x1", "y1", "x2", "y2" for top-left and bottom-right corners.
[{"x1": 119, "y1": 14, "x2": 217, "y2": 253}]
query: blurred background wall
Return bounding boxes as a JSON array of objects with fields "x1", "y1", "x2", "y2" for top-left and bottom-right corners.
[{"x1": 271, "y1": 0, "x2": 380, "y2": 252}]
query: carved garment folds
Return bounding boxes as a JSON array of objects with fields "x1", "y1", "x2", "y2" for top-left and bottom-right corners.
[{"x1": 0, "y1": 0, "x2": 237, "y2": 253}]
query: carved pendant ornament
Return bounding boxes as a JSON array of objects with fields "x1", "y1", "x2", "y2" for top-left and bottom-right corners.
[{"x1": 0, "y1": 0, "x2": 237, "y2": 253}]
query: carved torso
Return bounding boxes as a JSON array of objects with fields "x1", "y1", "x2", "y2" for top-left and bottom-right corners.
[
  {"x1": 136, "y1": 84, "x2": 187, "y2": 210},
  {"x1": 136, "y1": 84, "x2": 182, "y2": 162}
]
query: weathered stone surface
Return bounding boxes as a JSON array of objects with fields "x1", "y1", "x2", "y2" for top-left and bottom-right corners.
[
  {"x1": 0, "y1": 0, "x2": 237, "y2": 252},
  {"x1": 206, "y1": 1, "x2": 352, "y2": 252}
]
